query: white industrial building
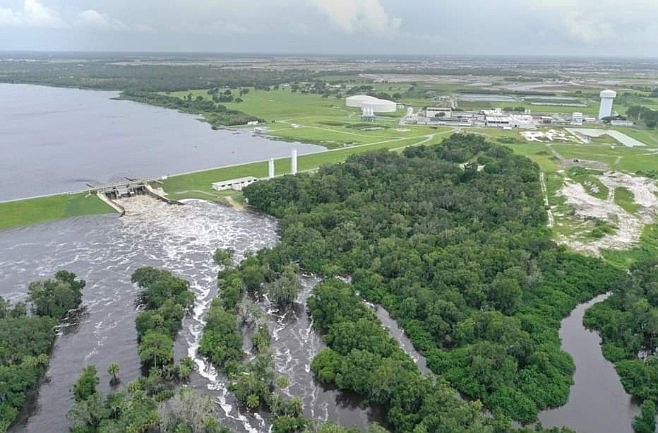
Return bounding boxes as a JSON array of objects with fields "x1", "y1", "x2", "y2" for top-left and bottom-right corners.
[
  {"x1": 212, "y1": 177, "x2": 258, "y2": 191},
  {"x1": 485, "y1": 114, "x2": 536, "y2": 129},
  {"x1": 572, "y1": 112, "x2": 584, "y2": 125},
  {"x1": 599, "y1": 89, "x2": 617, "y2": 120},
  {"x1": 346, "y1": 95, "x2": 397, "y2": 118}
]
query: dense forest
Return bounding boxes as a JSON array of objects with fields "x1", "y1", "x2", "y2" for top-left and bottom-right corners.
[
  {"x1": 584, "y1": 258, "x2": 658, "y2": 432},
  {"x1": 0, "y1": 271, "x2": 85, "y2": 432},
  {"x1": 242, "y1": 134, "x2": 622, "y2": 424}
]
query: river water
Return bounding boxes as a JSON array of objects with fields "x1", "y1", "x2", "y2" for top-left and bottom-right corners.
[
  {"x1": 0, "y1": 197, "x2": 376, "y2": 433},
  {"x1": 0, "y1": 84, "x2": 324, "y2": 201},
  {"x1": 539, "y1": 293, "x2": 640, "y2": 433}
]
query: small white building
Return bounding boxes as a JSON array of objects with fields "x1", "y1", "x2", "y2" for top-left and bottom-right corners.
[
  {"x1": 212, "y1": 177, "x2": 258, "y2": 191},
  {"x1": 572, "y1": 112, "x2": 584, "y2": 125}
]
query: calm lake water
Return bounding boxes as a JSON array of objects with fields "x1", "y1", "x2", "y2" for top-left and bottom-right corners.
[{"x1": 0, "y1": 84, "x2": 324, "y2": 201}]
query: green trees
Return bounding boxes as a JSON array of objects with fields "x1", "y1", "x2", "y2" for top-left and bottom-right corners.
[
  {"x1": 0, "y1": 271, "x2": 85, "y2": 432},
  {"x1": 243, "y1": 134, "x2": 622, "y2": 423},
  {"x1": 633, "y1": 400, "x2": 657, "y2": 433},
  {"x1": 72, "y1": 365, "x2": 99, "y2": 403},
  {"x1": 27, "y1": 270, "x2": 85, "y2": 318},
  {"x1": 266, "y1": 267, "x2": 301, "y2": 311},
  {"x1": 107, "y1": 362, "x2": 120, "y2": 385},
  {"x1": 585, "y1": 258, "x2": 658, "y2": 426},
  {"x1": 131, "y1": 267, "x2": 193, "y2": 374}
]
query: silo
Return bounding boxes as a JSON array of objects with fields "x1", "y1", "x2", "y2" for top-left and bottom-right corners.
[{"x1": 599, "y1": 90, "x2": 617, "y2": 120}]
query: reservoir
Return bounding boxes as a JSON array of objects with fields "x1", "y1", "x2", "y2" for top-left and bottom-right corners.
[{"x1": 0, "y1": 84, "x2": 324, "y2": 201}]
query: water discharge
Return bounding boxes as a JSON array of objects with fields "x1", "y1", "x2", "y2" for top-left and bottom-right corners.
[
  {"x1": 0, "y1": 197, "x2": 379, "y2": 433},
  {"x1": 1, "y1": 197, "x2": 277, "y2": 433},
  {"x1": 269, "y1": 277, "x2": 386, "y2": 428}
]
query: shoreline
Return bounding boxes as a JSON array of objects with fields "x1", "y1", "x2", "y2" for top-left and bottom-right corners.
[{"x1": 0, "y1": 132, "x2": 440, "y2": 231}]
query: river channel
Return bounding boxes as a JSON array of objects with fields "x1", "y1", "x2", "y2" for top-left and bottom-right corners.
[
  {"x1": 0, "y1": 197, "x2": 379, "y2": 433},
  {"x1": 538, "y1": 293, "x2": 640, "y2": 433}
]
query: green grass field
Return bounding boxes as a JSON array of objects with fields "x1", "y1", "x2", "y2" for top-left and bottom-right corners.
[
  {"x1": 162, "y1": 132, "x2": 447, "y2": 201},
  {"x1": 0, "y1": 193, "x2": 114, "y2": 231}
]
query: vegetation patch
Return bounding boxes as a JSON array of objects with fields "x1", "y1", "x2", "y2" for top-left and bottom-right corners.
[
  {"x1": 0, "y1": 271, "x2": 85, "y2": 432},
  {"x1": 242, "y1": 133, "x2": 621, "y2": 424},
  {"x1": 0, "y1": 193, "x2": 113, "y2": 231},
  {"x1": 614, "y1": 187, "x2": 641, "y2": 213},
  {"x1": 584, "y1": 259, "x2": 658, "y2": 431}
]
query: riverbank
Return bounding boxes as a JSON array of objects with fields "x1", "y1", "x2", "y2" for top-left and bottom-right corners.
[
  {"x1": 0, "y1": 132, "x2": 442, "y2": 230},
  {"x1": 0, "y1": 193, "x2": 114, "y2": 230}
]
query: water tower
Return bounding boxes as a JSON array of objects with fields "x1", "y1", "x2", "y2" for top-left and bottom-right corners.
[{"x1": 599, "y1": 90, "x2": 617, "y2": 120}]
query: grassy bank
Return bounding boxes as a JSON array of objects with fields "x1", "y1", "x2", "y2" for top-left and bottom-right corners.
[
  {"x1": 0, "y1": 193, "x2": 114, "y2": 231},
  {"x1": 162, "y1": 132, "x2": 446, "y2": 201}
]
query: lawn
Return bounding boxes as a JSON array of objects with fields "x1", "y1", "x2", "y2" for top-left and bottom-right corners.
[
  {"x1": 162, "y1": 132, "x2": 448, "y2": 201},
  {"x1": 0, "y1": 193, "x2": 114, "y2": 231}
]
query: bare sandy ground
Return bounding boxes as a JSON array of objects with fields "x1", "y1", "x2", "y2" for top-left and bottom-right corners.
[{"x1": 558, "y1": 172, "x2": 658, "y2": 254}]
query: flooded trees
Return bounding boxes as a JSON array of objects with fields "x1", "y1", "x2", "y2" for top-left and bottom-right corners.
[{"x1": 0, "y1": 271, "x2": 85, "y2": 432}]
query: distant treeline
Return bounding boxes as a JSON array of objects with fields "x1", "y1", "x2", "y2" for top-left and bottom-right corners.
[
  {"x1": 120, "y1": 90, "x2": 262, "y2": 127},
  {"x1": 626, "y1": 105, "x2": 658, "y2": 128},
  {"x1": 0, "y1": 60, "x2": 319, "y2": 92}
]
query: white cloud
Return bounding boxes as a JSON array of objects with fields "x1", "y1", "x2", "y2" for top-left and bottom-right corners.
[
  {"x1": 76, "y1": 9, "x2": 126, "y2": 31},
  {"x1": 311, "y1": 0, "x2": 400, "y2": 36},
  {"x1": 0, "y1": 7, "x2": 21, "y2": 27},
  {"x1": 527, "y1": 0, "x2": 658, "y2": 45},
  {"x1": 0, "y1": 0, "x2": 66, "y2": 28}
]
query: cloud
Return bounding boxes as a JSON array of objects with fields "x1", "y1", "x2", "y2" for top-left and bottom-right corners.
[
  {"x1": 76, "y1": 9, "x2": 126, "y2": 31},
  {"x1": 0, "y1": 0, "x2": 65, "y2": 28},
  {"x1": 527, "y1": 0, "x2": 658, "y2": 45},
  {"x1": 311, "y1": 0, "x2": 401, "y2": 36}
]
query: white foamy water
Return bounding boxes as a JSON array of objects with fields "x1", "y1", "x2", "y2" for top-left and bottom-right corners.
[{"x1": 0, "y1": 197, "x2": 276, "y2": 433}]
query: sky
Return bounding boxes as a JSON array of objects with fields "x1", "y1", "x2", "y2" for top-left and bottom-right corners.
[{"x1": 1, "y1": 0, "x2": 657, "y2": 57}]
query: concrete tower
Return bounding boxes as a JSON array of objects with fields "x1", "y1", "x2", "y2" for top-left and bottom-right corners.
[
  {"x1": 268, "y1": 158, "x2": 275, "y2": 179},
  {"x1": 599, "y1": 90, "x2": 617, "y2": 120},
  {"x1": 291, "y1": 149, "x2": 298, "y2": 175}
]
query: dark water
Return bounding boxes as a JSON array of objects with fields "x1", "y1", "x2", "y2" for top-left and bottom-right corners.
[
  {"x1": 367, "y1": 302, "x2": 431, "y2": 376},
  {"x1": 539, "y1": 294, "x2": 640, "y2": 433},
  {"x1": 370, "y1": 297, "x2": 641, "y2": 433},
  {"x1": 0, "y1": 84, "x2": 324, "y2": 201},
  {"x1": 0, "y1": 198, "x2": 374, "y2": 433}
]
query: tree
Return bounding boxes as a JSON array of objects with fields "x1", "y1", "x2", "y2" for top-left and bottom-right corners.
[
  {"x1": 633, "y1": 400, "x2": 656, "y2": 433},
  {"x1": 266, "y1": 268, "x2": 301, "y2": 311},
  {"x1": 139, "y1": 331, "x2": 174, "y2": 370},
  {"x1": 72, "y1": 365, "x2": 99, "y2": 402},
  {"x1": 213, "y1": 248, "x2": 234, "y2": 269},
  {"x1": 158, "y1": 389, "x2": 223, "y2": 433},
  {"x1": 107, "y1": 362, "x2": 120, "y2": 385},
  {"x1": 28, "y1": 271, "x2": 85, "y2": 319}
]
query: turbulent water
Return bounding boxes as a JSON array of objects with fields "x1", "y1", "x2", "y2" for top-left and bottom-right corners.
[
  {"x1": 0, "y1": 197, "x2": 379, "y2": 433},
  {"x1": 269, "y1": 277, "x2": 386, "y2": 428}
]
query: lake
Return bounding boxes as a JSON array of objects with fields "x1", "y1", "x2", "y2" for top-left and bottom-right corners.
[{"x1": 0, "y1": 84, "x2": 324, "y2": 201}]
